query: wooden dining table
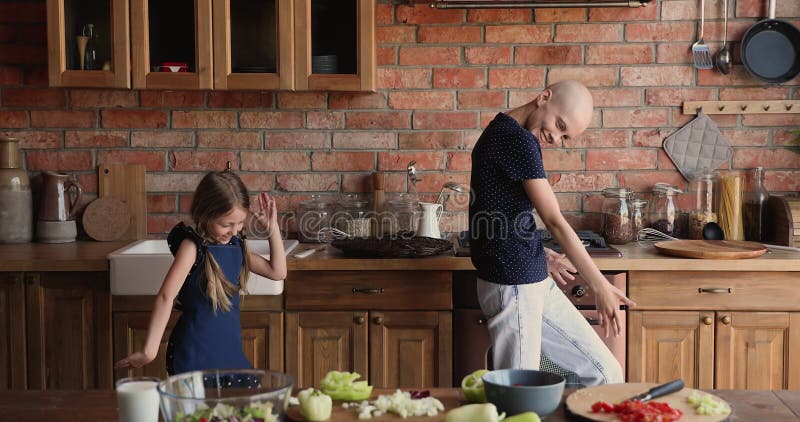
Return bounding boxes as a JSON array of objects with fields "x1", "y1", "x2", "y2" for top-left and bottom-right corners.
[{"x1": 1, "y1": 388, "x2": 798, "y2": 421}]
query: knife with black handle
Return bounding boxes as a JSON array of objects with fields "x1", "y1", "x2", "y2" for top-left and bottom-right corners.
[{"x1": 627, "y1": 379, "x2": 684, "y2": 402}]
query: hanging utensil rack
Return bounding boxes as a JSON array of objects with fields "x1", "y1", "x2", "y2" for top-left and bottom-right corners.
[{"x1": 683, "y1": 100, "x2": 800, "y2": 115}]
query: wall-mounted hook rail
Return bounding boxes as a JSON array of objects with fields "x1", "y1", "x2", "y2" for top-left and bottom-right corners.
[{"x1": 683, "y1": 100, "x2": 800, "y2": 115}]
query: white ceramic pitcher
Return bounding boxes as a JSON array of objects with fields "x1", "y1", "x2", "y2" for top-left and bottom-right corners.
[{"x1": 416, "y1": 202, "x2": 443, "y2": 238}]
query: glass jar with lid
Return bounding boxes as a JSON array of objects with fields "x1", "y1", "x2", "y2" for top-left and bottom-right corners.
[
  {"x1": 631, "y1": 198, "x2": 649, "y2": 239},
  {"x1": 648, "y1": 183, "x2": 682, "y2": 237},
  {"x1": 601, "y1": 187, "x2": 634, "y2": 244},
  {"x1": 386, "y1": 193, "x2": 420, "y2": 236},
  {"x1": 334, "y1": 193, "x2": 371, "y2": 238},
  {"x1": 688, "y1": 172, "x2": 717, "y2": 239},
  {"x1": 297, "y1": 194, "x2": 335, "y2": 243}
]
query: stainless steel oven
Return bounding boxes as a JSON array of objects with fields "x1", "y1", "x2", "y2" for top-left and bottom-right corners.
[{"x1": 453, "y1": 271, "x2": 627, "y2": 385}]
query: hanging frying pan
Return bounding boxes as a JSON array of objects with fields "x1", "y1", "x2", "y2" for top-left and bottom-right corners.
[{"x1": 740, "y1": 0, "x2": 800, "y2": 83}]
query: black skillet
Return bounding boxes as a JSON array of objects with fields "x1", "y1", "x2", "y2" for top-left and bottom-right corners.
[{"x1": 740, "y1": 0, "x2": 800, "y2": 83}]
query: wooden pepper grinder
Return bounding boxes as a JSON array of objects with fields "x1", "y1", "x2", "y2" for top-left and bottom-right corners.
[{"x1": 372, "y1": 172, "x2": 384, "y2": 237}]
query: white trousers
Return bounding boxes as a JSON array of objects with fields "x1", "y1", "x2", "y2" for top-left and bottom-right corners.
[{"x1": 476, "y1": 276, "x2": 624, "y2": 386}]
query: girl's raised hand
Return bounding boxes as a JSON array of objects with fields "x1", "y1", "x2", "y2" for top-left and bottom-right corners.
[{"x1": 255, "y1": 192, "x2": 278, "y2": 235}]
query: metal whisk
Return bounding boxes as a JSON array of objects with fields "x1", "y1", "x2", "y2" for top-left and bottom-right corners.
[{"x1": 636, "y1": 228, "x2": 678, "y2": 243}]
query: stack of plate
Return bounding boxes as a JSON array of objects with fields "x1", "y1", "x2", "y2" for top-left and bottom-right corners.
[{"x1": 311, "y1": 55, "x2": 338, "y2": 74}]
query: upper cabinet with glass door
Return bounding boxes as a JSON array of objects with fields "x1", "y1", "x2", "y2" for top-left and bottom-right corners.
[
  {"x1": 294, "y1": 0, "x2": 375, "y2": 92},
  {"x1": 213, "y1": 0, "x2": 294, "y2": 90},
  {"x1": 47, "y1": 0, "x2": 131, "y2": 88},
  {"x1": 130, "y1": 0, "x2": 213, "y2": 89}
]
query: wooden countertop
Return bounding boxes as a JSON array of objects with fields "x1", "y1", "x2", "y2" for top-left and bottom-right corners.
[
  {"x1": 1, "y1": 239, "x2": 797, "y2": 273},
  {"x1": 288, "y1": 242, "x2": 800, "y2": 272},
  {"x1": 0, "y1": 241, "x2": 130, "y2": 271},
  {"x1": 1, "y1": 388, "x2": 798, "y2": 421}
]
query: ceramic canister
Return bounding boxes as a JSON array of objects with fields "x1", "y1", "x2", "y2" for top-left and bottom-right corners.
[{"x1": 0, "y1": 137, "x2": 33, "y2": 243}]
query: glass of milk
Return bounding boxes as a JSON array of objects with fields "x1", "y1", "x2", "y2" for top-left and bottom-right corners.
[{"x1": 116, "y1": 376, "x2": 161, "y2": 422}]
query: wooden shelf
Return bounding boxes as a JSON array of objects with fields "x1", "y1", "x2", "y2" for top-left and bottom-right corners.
[{"x1": 683, "y1": 100, "x2": 800, "y2": 115}]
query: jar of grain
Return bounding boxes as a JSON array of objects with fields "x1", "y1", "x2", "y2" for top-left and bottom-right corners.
[
  {"x1": 386, "y1": 193, "x2": 420, "y2": 236},
  {"x1": 334, "y1": 193, "x2": 371, "y2": 238},
  {"x1": 601, "y1": 187, "x2": 634, "y2": 244},
  {"x1": 689, "y1": 172, "x2": 717, "y2": 239},
  {"x1": 648, "y1": 183, "x2": 682, "y2": 237}
]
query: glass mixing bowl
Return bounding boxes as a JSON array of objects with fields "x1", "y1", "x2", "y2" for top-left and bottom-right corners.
[{"x1": 157, "y1": 369, "x2": 293, "y2": 422}]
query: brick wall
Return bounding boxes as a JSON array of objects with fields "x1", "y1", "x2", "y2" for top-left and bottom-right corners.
[{"x1": 1, "y1": 0, "x2": 798, "y2": 237}]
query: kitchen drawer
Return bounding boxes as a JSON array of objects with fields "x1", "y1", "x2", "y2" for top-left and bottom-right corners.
[
  {"x1": 629, "y1": 271, "x2": 800, "y2": 311},
  {"x1": 285, "y1": 271, "x2": 452, "y2": 311}
]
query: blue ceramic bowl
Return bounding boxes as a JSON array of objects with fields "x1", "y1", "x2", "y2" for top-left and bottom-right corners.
[{"x1": 483, "y1": 369, "x2": 566, "y2": 416}]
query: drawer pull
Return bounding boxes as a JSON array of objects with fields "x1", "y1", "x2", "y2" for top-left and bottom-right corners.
[
  {"x1": 476, "y1": 317, "x2": 487, "y2": 325},
  {"x1": 373, "y1": 316, "x2": 384, "y2": 325},
  {"x1": 698, "y1": 287, "x2": 731, "y2": 294},
  {"x1": 354, "y1": 316, "x2": 365, "y2": 325},
  {"x1": 720, "y1": 315, "x2": 731, "y2": 325},
  {"x1": 352, "y1": 287, "x2": 384, "y2": 294},
  {"x1": 702, "y1": 316, "x2": 713, "y2": 325}
]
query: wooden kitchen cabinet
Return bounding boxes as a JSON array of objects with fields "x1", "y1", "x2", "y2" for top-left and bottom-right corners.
[
  {"x1": 25, "y1": 272, "x2": 112, "y2": 390},
  {"x1": 114, "y1": 310, "x2": 284, "y2": 381},
  {"x1": 46, "y1": 0, "x2": 131, "y2": 88},
  {"x1": 294, "y1": 0, "x2": 376, "y2": 91},
  {"x1": 628, "y1": 271, "x2": 800, "y2": 390},
  {"x1": 130, "y1": 0, "x2": 213, "y2": 89},
  {"x1": 285, "y1": 310, "x2": 451, "y2": 389},
  {"x1": 212, "y1": 0, "x2": 294, "y2": 90},
  {"x1": 284, "y1": 270, "x2": 452, "y2": 389},
  {"x1": 0, "y1": 273, "x2": 26, "y2": 390}
]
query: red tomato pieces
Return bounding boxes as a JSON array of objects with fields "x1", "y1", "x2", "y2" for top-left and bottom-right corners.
[{"x1": 591, "y1": 399, "x2": 683, "y2": 422}]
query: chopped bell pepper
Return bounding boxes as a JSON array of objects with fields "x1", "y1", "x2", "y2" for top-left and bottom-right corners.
[
  {"x1": 297, "y1": 388, "x2": 333, "y2": 421},
  {"x1": 319, "y1": 371, "x2": 373, "y2": 401},
  {"x1": 443, "y1": 403, "x2": 506, "y2": 422},
  {"x1": 503, "y1": 412, "x2": 541, "y2": 422},
  {"x1": 461, "y1": 369, "x2": 489, "y2": 403}
]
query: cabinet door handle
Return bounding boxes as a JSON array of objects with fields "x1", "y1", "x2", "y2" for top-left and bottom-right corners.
[
  {"x1": 354, "y1": 316, "x2": 365, "y2": 325},
  {"x1": 698, "y1": 287, "x2": 732, "y2": 294},
  {"x1": 702, "y1": 316, "x2": 713, "y2": 325},
  {"x1": 476, "y1": 317, "x2": 487, "y2": 325},
  {"x1": 720, "y1": 315, "x2": 731, "y2": 325},
  {"x1": 373, "y1": 316, "x2": 384, "y2": 325},
  {"x1": 352, "y1": 287, "x2": 384, "y2": 294}
]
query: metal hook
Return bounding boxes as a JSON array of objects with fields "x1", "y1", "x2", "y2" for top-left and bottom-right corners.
[
  {"x1": 786, "y1": 104, "x2": 794, "y2": 111},
  {"x1": 740, "y1": 104, "x2": 748, "y2": 111},
  {"x1": 717, "y1": 105, "x2": 725, "y2": 111},
  {"x1": 762, "y1": 105, "x2": 770, "y2": 111},
  {"x1": 225, "y1": 161, "x2": 232, "y2": 172},
  {"x1": 696, "y1": 107, "x2": 703, "y2": 114}
]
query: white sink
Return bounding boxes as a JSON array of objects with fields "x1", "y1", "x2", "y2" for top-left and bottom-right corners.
[{"x1": 109, "y1": 239, "x2": 299, "y2": 296}]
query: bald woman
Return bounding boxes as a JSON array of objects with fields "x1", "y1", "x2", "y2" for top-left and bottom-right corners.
[{"x1": 468, "y1": 80, "x2": 634, "y2": 386}]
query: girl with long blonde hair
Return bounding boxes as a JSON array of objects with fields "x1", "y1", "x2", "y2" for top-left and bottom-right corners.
[{"x1": 114, "y1": 170, "x2": 287, "y2": 374}]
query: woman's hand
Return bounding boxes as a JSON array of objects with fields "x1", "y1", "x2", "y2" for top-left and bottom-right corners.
[
  {"x1": 545, "y1": 247, "x2": 576, "y2": 285},
  {"x1": 594, "y1": 283, "x2": 636, "y2": 338},
  {"x1": 254, "y1": 192, "x2": 278, "y2": 236},
  {"x1": 114, "y1": 351, "x2": 155, "y2": 369}
]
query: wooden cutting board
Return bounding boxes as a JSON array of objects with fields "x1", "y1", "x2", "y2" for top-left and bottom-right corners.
[
  {"x1": 98, "y1": 164, "x2": 146, "y2": 241},
  {"x1": 286, "y1": 388, "x2": 463, "y2": 421},
  {"x1": 82, "y1": 197, "x2": 130, "y2": 241},
  {"x1": 565, "y1": 383, "x2": 730, "y2": 421},
  {"x1": 654, "y1": 240, "x2": 767, "y2": 259}
]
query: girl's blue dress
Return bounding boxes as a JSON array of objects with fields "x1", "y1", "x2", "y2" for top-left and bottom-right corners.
[{"x1": 165, "y1": 222, "x2": 253, "y2": 376}]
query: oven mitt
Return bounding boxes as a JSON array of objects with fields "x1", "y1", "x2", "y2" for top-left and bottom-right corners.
[{"x1": 663, "y1": 112, "x2": 732, "y2": 181}]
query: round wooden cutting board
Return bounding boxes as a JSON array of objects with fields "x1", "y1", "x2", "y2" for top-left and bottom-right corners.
[
  {"x1": 653, "y1": 240, "x2": 767, "y2": 259},
  {"x1": 82, "y1": 197, "x2": 131, "y2": 241},
  {"x1": 565, "y1": 383, "x2": 730, "y2": 422}
]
